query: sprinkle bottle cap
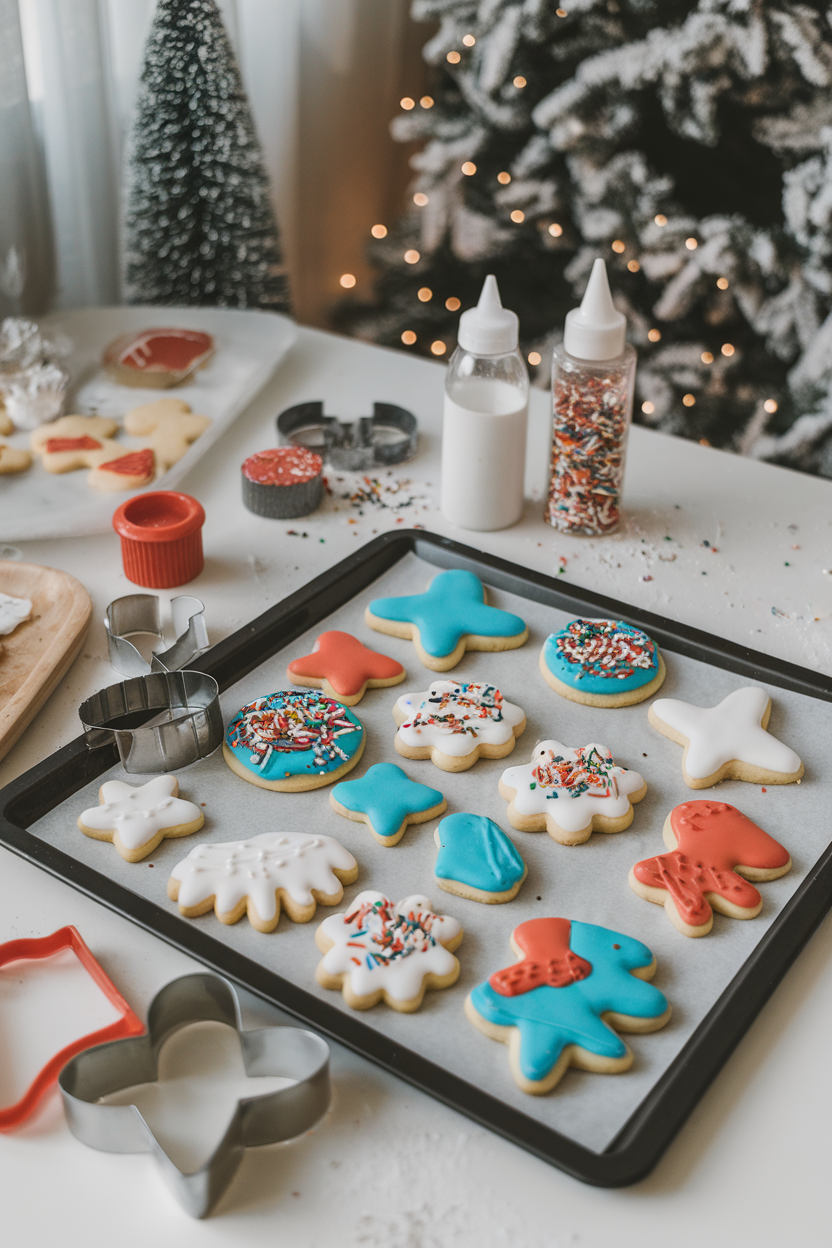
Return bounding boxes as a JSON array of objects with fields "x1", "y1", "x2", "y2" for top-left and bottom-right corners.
[
  {"x1": 563, "y1": 258, "x2": 627, "y2": 361},
  {"x1": 457, "y1": 275, "x2": 519, "y2": 355}
]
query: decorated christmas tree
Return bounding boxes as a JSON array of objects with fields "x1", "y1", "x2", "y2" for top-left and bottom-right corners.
[
  {"x1": 341, "y1": 0, "x2": 832, "y2": 475},
  {"x1": 124, "y1": 0, "x2": 290, "y2": 313}
]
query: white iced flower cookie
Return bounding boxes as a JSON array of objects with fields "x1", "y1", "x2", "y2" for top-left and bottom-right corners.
[
  {"x1": 648, "y1": 686, "x2": 804, "y2": 789},
  {"x1": 168, "y1": 832, "x2": 359, "y2": 933},
  {"x1": 499, "y1": 740, "x2": 647, "y2": 845},
  {"x1": 77, "y1": 776, "x2": 204, "y2": 862},
  {"x1": 0, "y1": 592, "x2": 31, "y2": 636},
  {"x1": 392, "y1": 679, "x2": 526, "y2": 773},
  {"x1": 315, "y1": 890, "x2": 463, "y2": 1012}
]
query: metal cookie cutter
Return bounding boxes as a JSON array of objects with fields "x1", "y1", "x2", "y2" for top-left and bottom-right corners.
[
  {"x1": 105, "y1": 594, "x2": 209, "y2": 678},
  {"x1": 59, "y1": 973, "x2": 331, "y2": 1218},
  {"x1": 277, "y1": 399, "x2": 418, "y2": 470}
]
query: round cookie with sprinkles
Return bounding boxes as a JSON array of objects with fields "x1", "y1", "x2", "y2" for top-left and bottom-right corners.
[
  {"x1": 223, "y1": 690, "x2": 365, "y2": 791},
  {"x1": 540, "y1": 618, "x2": 665, "y2": 707}
]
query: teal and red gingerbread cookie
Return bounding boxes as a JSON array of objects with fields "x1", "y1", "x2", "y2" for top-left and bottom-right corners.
[{"x1": 540, "y1": 618, "x2": 665, "y2": 707}]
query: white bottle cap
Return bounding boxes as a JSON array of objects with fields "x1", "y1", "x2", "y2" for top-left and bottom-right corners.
[
  {"x1": 563, "y1": 258, "x2": 626, "y2": 361},
  {"x1": 457, "y1": 274, "x2": 519, "y2": 354}
]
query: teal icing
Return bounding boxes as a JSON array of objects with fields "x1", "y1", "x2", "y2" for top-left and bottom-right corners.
[
  {"x1": 542, "y1": 620, "x2": 658, "y2": 695},
  {"x1": 435, "y1": 813, "x2": 525, "y2": 894},
  {"x1": 470, "y1": 921, "x2": 668, "y2": 1083},
  {"x1": 225, "y1": 691, "x2": 364, "y2": 781},
  {"x1": 331, "y1": 762, "x2": 444, "y2": 841},
  {"x1": 369, "y1": 569, "x2": 526, "y2": 658}
]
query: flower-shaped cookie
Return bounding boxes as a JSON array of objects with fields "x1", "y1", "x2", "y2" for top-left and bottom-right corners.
[
  {"x1": 77, "y1": 776, "x2": 204, "y2": 862},
  {"x1": 393, "y1": 679, "x2": 526, "y2": 772}
]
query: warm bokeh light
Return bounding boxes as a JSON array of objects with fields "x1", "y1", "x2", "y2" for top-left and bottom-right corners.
[
  {"x1": 417, "y1": 287, "x2": 432, "y2": 302},
  {"x1": 716, "y1": 276, "x2": 729, "y2": 289},
  {"x1": 682, "y1": 393, "x2": 696, "y2": 407},
  {"x1": 647, "y1": 328, "x2": 661, "y2": 342},
  {"x1": 461, "y1": 161, "x2": 477, "y2": 176},
  {"x1": 699, "y1": 437, "x2": 711, "y2": 446},
  {"x1": 513, "y1": 76, "x2": 526, "y2": 88},
  {"x1": 420, "y1": 96, "x2": 434, "y2": 109},
  {"x1": 510, "y1": 209, "x2": 525, "y2": 223},
  {"x1": 370, "y1": 224, "x2": 387, "y2": 239},
  {"x1": 685, "y1": 237, "x2": 698, "y2": 250},
  {"x1": 462, "y1": 34, "x2": 476, "y2": 46},
  {"x1": 654, "y1": 214, "x2": 667, "y2": 226},
  {"x1": 701, "y1": 351, "x2": 714, "y2": 364},
  {"x1": 497, "y1": 171, "x2": 511, "y2": 184},
  {"x1": 556, "y1": 7, "x2": 568, "y2": 15},
  {"x1": 528, "y1": 351, "x2": 542, "y2": 366},
  {"x1": 404, "y1": 249, "x2": 420, "y2": 264},
  {"x1": 445, "y1": 296, "x2": 461, "y2": 311},
  {"x1": 721, "y1": 342, "x2": 735, "y2": 356},
  {"x1": 627, "y1": 259, "x2": 640, "y2": 272},
  {"x1": 548, "y1": 222, "x2": 563, "y2": 237},
  {"x1": 447, "y1": 50, "x2": 461, "y2": 64},
  {"x1": 764, "y1": 398, "x2": 778, "y2": 413},
  {"x1": 339, "y1": 273, "x2": 356, "y2": 289},
  {"x1": 641, "y1": 401, "x2": 655, "y2": 415},
  {"x1": 400, "y1": 97, "x2": 415, "y2": 110},
  {"x1": 611, "y1": 239, "x2": 626, "y2": 253},
  {"x1": 413, "y1": 192, "x2": 429, "y2": 207},
  {"x1": 431, "y1": 340, "x2": 447, "y2": 356},
  {"x1": 401, "y1": 330, "x2": 417, "y2": 345}
]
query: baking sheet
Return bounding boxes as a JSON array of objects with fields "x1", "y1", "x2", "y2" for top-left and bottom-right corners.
[
  {"x1": 0, "y1": 306, "x2": 296, "y2": 542},
  {"x1": 28, "y1": 552, "x2": 832, "y2": 1153}
]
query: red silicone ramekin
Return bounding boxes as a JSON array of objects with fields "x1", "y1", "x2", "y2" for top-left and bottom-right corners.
[{"x1": 112, "y1": 491, "x2": 205, "y2": 588}]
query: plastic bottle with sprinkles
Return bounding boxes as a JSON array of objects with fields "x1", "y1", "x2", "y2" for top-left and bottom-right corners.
[{"x1": 546, "y1": 259, "x2": 636, "y2": 536}]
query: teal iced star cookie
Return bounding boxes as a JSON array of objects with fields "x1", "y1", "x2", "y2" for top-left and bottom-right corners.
[
  {"x1": 365, "y1": 569, "x2": 528, "y2": 671},
  {"x1": 330, "y1": 762, "x2": 447, "y2": 846}
]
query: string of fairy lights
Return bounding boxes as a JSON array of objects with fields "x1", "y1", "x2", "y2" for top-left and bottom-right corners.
[{"x1": 337, "y1": 18, "x2": 780, "y2": 420}]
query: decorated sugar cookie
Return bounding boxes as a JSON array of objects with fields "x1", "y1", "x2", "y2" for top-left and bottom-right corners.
[
  {"x1": 540, "y1": 618, "x2": 665, "y2": 707},
  {"x1": 649, "y1": 686, "x2": 803, "y2": 788},
  {"x1": 465, "y1": 917, "x2": 671, "y2": 1095},
  {"x1": 167, "y1": 831, "x2": 358, "y2": 932},
  {"x1": 393, "y1": 679, "x2": 526, "y2": 773},
  {"x1": 288, "y1": 630, "x2": 405, "y2": 706},
  {"x1": 31, "y1": 414, "x2": 119, "y2": 453},
  {"x1": 330, "y1": 762, "x2": 446, "y2": 846},
  {"x1": 87, "y1": 448, "x2": 156, "y2": 492},
  {"x1": 433, "y1": 813, "x2": 526, "y2": 904},
  {"x1": 77, "y1": 776, "x2": 204, "y2": 863},
  {"x1": 366, "y1": 568, "x2": 528, "y2": 671},
  {"x1": 0, "y1": 443, "x2": 31, "y2": 474},
  {"x1": 315, "y1": 890, "x2": 463, "y2": 1012},
  {"x1": 124, "y1": 399, "x2": 211, "y2": 472},
  {"x1": 223, "y1": 690, "x2": 365, "y2": 791},
  {"x1": 499, "y1": 740, "x2": 646, "y2": 845},
  {"x1": 629, "y1": 800, "x2": 792, "y2": 937}
]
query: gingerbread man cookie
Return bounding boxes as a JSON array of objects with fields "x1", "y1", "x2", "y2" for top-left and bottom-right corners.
[
  {"x1": 393, "y1": 679, "x2": 526, "y2": 772},
  {"x1": 77, "y1": 776, "x2": 204, "y2": 862},
  {"x1": 629, "y1": 800, "x2": 792, "y2": 937},
  {"x1": 124, "y1": 399, "x2": 211, "y2": 471},
  {"x1": 466, "y1": 917, "x2": 671, "y2": 1094},
  {"x1": 31, "y1": 414, "x2": 119, "y2": 454},
  {"x1": 0, "y1": 443, "x2": 31, "y2": 474}
]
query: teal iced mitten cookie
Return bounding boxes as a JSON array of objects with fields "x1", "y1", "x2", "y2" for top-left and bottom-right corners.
[
  {"x1": 365, "y1": 568, "x2": 528, "y2": 672},
  {"x1": 465, "y1": 917, "x2": 671, "y2": 1094},
  {"x1": 434, "y1": 813, "x2": 527, "y2": 904},
  {"x1": 330, "y1": 762, "x2": 447, "y2": 846},
  {"x1": 540, "y1": 618, "x2": 665, "y2": 707}
]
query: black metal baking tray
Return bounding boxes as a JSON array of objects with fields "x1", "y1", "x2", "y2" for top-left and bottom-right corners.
[{"x1": 1, "y1": 529, "x2": 831, "y2": 1187}]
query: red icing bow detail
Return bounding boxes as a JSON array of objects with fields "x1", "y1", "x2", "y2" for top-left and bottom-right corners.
[
  {"x1": 99, "y1": 448, "x2": 155, "y2": 477},
  {"x1": 489, "y1": 917, "x2": 592, "y2": 997},
  {"x1": 632, "y1": 800, "x2": 790, "y2": 929},
  {"x1": 288, "y1": 630, "x2": 404, "y2": 698},
  {"x1": 44, "y1": 436, "x2": 102, "y2": 453}
]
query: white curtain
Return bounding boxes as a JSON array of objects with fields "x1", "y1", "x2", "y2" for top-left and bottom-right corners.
[{"x1": 7, "y1": 0, "x2": 417, "y2": 324}]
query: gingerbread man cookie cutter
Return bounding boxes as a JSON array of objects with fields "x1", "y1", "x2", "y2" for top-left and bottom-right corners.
[
  {"x1": 58, "y1": 973, "x2": 331, "y2": 1218},
  {"x1": 104, "y1": 594, "x2": 209, "y2": 678},
  {"x1": 276, "y1": 400, "x2": 418, "y2": 470}
]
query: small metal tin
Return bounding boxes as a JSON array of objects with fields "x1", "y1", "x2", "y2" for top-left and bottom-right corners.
[
  {"x1": 78, "y1": 669, "x2": 223, "y2": 773},
  {"x1": 105, "y1": 594, "x2": 209, "y2": 678},
  {"x1": 59, "y1": 973, "x2": 331, "y2": 1218},
  {"x1": 277, "y1": 400, "x2": 418, "y2": 470}
]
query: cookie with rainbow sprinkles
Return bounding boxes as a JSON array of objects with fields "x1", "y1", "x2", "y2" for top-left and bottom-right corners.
[
  {"x1": 540, "y1": 617, "x2": 665, "y2": 707},
  {"x1": 223, "y1": 690, "x2": 365, "y2": 791}
]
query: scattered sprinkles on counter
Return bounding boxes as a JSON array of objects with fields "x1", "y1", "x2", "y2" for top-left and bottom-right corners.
[
  {"x1": 227, "y1": 691, "x2": 358, "y2": 772},
  {"x1": 402, "y1": 682, "x2": 505, "y2": 736},
  {"x1": 553, "y1": 619, "x2": 657, "y2": 682}
]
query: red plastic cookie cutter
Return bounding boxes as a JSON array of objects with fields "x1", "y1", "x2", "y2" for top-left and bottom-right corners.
[{"x1": 0, "y1": 925, "x2": 144, "y2": 1131}]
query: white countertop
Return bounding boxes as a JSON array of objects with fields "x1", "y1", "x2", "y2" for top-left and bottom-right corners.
[{"x1": 1, "y1": 327, "x2": 830, "y2": 1246}]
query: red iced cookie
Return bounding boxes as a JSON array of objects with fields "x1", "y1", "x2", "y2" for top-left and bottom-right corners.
[
  {"x1": 104, "y1": 328, "x2": 214, "y2": 388},
  {"x1": 288, "y1": 630, "x2": 406, "y2": 706}
]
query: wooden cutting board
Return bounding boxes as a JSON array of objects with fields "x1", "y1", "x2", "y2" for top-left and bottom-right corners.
[{"x1": 0, "y1": 560, "x2": 92, "y2": 763}]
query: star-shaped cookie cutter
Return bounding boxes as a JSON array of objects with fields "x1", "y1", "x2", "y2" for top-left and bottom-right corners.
[{"x1": 58, "y1": 973, "x2": 331, "y2": 1218}]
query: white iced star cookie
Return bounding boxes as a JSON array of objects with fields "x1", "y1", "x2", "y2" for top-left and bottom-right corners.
[
  {"x1": 648, "y1": 687, "x2": 804, "y2": 789},
  {"x1": 315, "y1": 890, "x2": 463, "y2": 1012},
  {"x1": 392, "y1": 679, "x2": 526, "y2": 773},
  {"x1": 77, "y1": 776, "x2": 204, "y2": 862},
  {"x1": 167, "y1": 832, "x2": 359, "y2": 932},
  {"x1": 499, "y1": 740, "x2": 647, "y2": 845}
]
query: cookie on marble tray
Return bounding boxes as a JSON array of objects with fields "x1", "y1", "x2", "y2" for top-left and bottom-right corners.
[
  {"x1": 223, "y1": 690, "x2": 365, "y2": 791},
  {"x1": 77, "y1": 776, "x2": 204, "y2": 863},
  {"x1": 540, "y1": 618, "x2": 665, "y2": 707},
  {"x1": 393, "y1": 678, "x2": 526, "y2": 773},
  {"x1": 330, "y1": 762, "x2": 446, "y2": 846},
  {"x1": 648, "y1": 686, "x2": 804, "y2": 788},
  {"x1": 315, "y1": 890, "x2": 463, "y2": 1012},
  {"x1": 499, "y1": 740, "x2": 646, "y2": 845},
  {"x1": 124, "y1": 399, "x2": 211, "y2": 472},
  {"x1": 365, "y1": 568, "x2": 528, "y2": 672},
  {"x1": 433, "y1": 813, "x2": 527, "y2": 904},
  {"x1": 629, "y1": 799, "x2": 792, "y2": 937},
  {"x1": 167, "y1": 831, "x2": 358, "y2": 932},
  {"x1": 288, "y1": 630, "x2": 405, "y2": 707},
  {"x1": 465, "y1": 917, "x2": 671, "y2": 1095}
]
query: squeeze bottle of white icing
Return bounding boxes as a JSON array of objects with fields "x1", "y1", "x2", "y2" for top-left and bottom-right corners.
[{"x1": 441, "y1": 275, "x2": 529, "y2": 531}]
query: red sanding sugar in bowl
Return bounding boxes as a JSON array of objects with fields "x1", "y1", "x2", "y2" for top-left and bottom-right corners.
[{"x1": 241, "y1": 447, "x2": 324, "y2": 518}]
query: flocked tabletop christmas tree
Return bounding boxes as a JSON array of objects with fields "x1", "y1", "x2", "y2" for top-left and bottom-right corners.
[
  {"x1": 342, "y1": 0, "x2": 832, "y2": 476},
  {"x1": 124, "y1": 0, "x2": 290, "y2": 314}
]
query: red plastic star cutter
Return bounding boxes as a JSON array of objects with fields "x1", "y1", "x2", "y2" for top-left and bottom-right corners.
[{"x1": 0, "y1": 925, "x2": 144, "y2": 1130}]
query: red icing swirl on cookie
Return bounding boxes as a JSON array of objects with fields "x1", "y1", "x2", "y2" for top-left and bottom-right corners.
[
  {"x1": 489, "y1": 917, "x2": 592, "y2": 997},
  {"x1": 242, "y1": 447, "x2": 323, "y2": 487},
  {"x1": 117, "y1": 328, "x2": 213, "y2": 373}
]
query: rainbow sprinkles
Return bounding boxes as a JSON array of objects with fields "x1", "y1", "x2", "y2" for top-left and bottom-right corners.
[
  {"x1": 223, "y1": 690, "x2": 365, "y2": 790},
  {"x1": 540, "y1": 617, "x2": 665, "y2": 707}
]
